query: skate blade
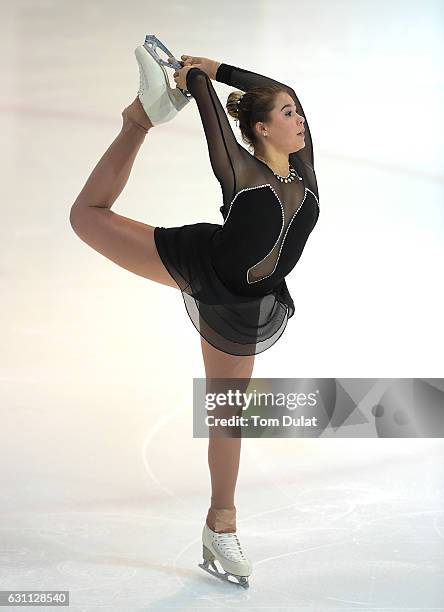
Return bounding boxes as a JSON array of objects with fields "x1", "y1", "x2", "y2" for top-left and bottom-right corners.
[
  {"x1": 143, "y1": 34, "x2": 182, "y2": 70},
  {"x1": 198, "y1": 561, "x2": 249, "y2": 589}
]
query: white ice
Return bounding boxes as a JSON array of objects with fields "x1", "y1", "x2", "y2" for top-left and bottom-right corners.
[{"x1": 1, "y1": 0, "x2": 443, "y2": 610}]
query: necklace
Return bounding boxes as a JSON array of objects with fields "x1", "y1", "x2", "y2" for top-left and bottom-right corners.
[{"x1": 254, "y1": 157, "x2": 302, "y2": 184}]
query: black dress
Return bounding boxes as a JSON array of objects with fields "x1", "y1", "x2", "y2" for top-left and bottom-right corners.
[{"x1": 154, "y1": 63, "x2": 320, "y2": 356}]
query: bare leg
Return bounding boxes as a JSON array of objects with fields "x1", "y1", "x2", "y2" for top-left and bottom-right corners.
[
  {"x1": 69, "y1": 98, "x2": 179, "y2": 288},
  {"x1": 206, "y1": 438, "x2": 242, "y2": 533},
  {"x1": 200, "y1": 336, "x2": 255, "y2": 533},
  {"x1": 72, "y1": 97, "x2": 153, "y2": 212}
]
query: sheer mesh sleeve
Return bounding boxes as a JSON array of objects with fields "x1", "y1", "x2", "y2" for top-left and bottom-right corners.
[
  {"x1": 215, "y1": 63, "x2": 314, "y2": 168},
  {"x1": 185, "y1": 67, "x2": 244, "y2": 202}
]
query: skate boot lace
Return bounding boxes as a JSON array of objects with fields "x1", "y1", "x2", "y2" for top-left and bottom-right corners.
[
  {"x1": 138, "y1": 68, "x2": 143, "y2": 96},
  {"x1": 214, "y1": 532, "x2": 246, "y2": 561}
]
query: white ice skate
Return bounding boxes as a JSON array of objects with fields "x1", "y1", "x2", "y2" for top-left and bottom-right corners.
[
  {"x1": 198, "y1": 523, "x2": 252, "y2": 588},
  {"x1": 134, "y1": 34, "x2": 191, "y2": 126}
]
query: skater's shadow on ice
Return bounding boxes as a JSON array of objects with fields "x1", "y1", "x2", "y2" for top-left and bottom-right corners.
[{"x1": 142, "y1": 564, "x2": 251, "y2": 609}]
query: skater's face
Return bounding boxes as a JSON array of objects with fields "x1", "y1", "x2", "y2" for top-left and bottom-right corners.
[{"x1": 254, "y1": 91, "x2": 305, "y2": 154}]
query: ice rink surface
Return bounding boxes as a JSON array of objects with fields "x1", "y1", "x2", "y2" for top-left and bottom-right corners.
[{"x1": 1, "y1": 0, "x2": 443, "y2": 609}]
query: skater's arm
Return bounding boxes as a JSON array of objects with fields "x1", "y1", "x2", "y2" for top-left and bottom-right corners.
[
  {"x1": 185, "y1": 67, "x2": 243, "y2": 193},
  {"x1": 215, "y1": 63, "x2": 314, "y2": 168}
]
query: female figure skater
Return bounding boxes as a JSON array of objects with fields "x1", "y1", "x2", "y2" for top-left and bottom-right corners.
[{"x1": 69, "y1": 43, "x2": 319, "y2": 588}]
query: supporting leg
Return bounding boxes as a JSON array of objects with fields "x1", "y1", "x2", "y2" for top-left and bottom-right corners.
[
  {"x1": 200, "y1": 336, "x2": 255, "y2": 533},
  {"x1": 206, "y1": 437, "x2": 241, "y2": 533}
]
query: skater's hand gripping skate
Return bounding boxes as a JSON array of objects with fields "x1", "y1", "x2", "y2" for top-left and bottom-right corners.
[
  {"x1": 173, "y1": 64, "x2": 201, "y2": 91},
  {"x1": 181, "y1": 55, "x2": 221, "y2": 80}
]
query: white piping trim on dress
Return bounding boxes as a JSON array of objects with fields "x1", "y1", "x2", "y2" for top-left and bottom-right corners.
[
  {"x1": 247, "y1": 187, "x2": 308, "y2": 284},
  {"x1": 305, "y1": 187, "x2": 320, "y2": 208},
  {"x1": 222, "y1": 184, "x2": 272, "y2": 227},
  {"x1": 220, "y1": 183, "x2": 320, "y2": 284}
]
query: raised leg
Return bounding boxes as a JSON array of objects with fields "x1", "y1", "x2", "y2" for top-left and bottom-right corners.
[{"x1": 69, "y1": 98, "x2": 179, "y2": 289}]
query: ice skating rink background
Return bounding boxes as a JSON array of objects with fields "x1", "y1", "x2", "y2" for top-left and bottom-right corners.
[{"x1": 1, "y1": 0, "x2": 443, "y2": 609}]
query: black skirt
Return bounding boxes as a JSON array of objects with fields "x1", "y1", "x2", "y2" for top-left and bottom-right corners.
[{"x1": 154, "y1": 222, "x2": 295, "y2": 356}]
